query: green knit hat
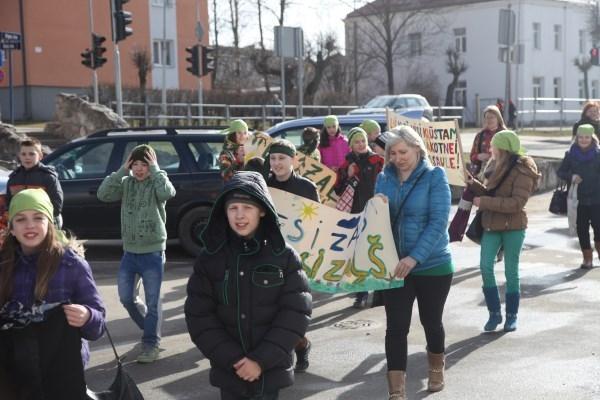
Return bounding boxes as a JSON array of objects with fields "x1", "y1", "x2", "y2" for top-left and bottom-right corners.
[
  {"x1": 348, "y1": 127, "x2": 368, "y2": 146},
  {"x1": 577, "y1": 124, "x2": 595, "y2": 137},
  {"x1": 267, "y1": 138, "x2": 296, "y2": 158},
  {"x1": 491, "y1": 130, "x2": 525, "y2": 155},
  {"x1": 130, "y1": 144, "x2": 155, "y2": 163},
  {"x1": 9, "y1": 188, "x2": 54, "y2": 223},
  {"x1": 230, "y1": 119, "x2": 248, "y2": 133},
  {"x1": 359, "y1": 119, "x2": 381, "y2": 135},
  {"x1": 323, "y1": 115, "x2": 339, "y2": 129}
]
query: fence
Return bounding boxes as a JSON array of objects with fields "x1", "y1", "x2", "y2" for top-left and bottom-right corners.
[
  {"x1": 112, "y1": 101, "x2": 465, "y2": 129},
  {"x1": 516, "y1": 97, "x2": 599, "y2": 130}
]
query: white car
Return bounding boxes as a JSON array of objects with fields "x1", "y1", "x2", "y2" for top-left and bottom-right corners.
[{"x1": 348, "y1": 94, "x2": 434, "y2": 121}]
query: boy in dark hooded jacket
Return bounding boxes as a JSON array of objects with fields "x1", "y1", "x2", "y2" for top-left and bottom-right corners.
[{"x1": 185, "y1": 171, "x2": 312, "y2": 400}]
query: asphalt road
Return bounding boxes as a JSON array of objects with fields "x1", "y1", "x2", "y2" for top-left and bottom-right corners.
[{"x1": 84, "y1": 191, "x2": 600, "y2": 400}]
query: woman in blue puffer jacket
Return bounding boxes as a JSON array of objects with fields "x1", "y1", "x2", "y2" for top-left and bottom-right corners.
[{"x1": 375, "y1": 126, "x2": 454, "y2": 400}]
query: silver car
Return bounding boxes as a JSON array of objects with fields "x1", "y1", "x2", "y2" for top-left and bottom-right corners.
[{"x1": 348, "y1": 94, "x2": 433, "y2": 121}]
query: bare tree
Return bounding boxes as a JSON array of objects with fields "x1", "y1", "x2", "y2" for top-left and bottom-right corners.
[
  {"x1": 304, "y1": 34, "x2": 340, "y2": 104},
  {"x1": 131, "y1": 47, "x2": 152, "y2": 103},
  {"x1": 212, "y1": 0, "x2": 221, "y2": 87},
  {"x1": 348, "y1": 0, "x2": 443, "y2": 94},
  {"x1": 265, "y1": 0, "x2": 292, "y2": 26},
  {"x1": 256, "y1": 0, "x2": 271, "y2": 93},
  {"x1": 445, "y1": 48, "x2": 468, "y2": 107},
  {"x1": 574, "y1": 56, "x2": 592, "y2": 100},
  {"x1": 228, "y1": 0, "x2": 242, "y2": 88}
]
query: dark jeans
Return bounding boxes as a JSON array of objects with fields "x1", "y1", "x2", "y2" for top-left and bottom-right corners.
[
  {"x1": 576, "y1": 204, "x2": 600, "y2": 250},
  {"x1": 220, "y1": 389, "x2": 279, "y2": 400},
  {"x1": 383, "y1": 273, "x2": 453, "y2": 371}
]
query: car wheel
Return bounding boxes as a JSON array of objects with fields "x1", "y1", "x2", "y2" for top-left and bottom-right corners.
[{"x1": 178, "y1": 206, "x2": 211, "y2": 257}]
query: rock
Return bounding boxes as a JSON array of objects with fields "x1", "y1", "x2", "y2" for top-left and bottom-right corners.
[
  {"x1": 0, "y1": 122, "x2": 25, "y2": 169},
  {"x1": 43, "y1": 93, "x2": 129, "y2": 140}
]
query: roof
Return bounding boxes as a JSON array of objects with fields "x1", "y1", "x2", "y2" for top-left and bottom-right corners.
[
  {"x1": 345, "y1": 0, "x2": 591, "y2": 19},
  {"x1": 346, "y1": 0, "x2": 488, "y2": 18}
]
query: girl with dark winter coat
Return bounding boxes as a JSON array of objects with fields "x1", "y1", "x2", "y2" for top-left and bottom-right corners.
[
  {"x1": 334, "y1": 127, "x2": 384, "y2": 309},
  {"x1": 185, "y1": 171, "x2": 312, "y2": 400},
  {"x1": 572, "y1": 101, "x2": 600, "y2": 137},
  {"x1": 469, "y1": 105, "x2": 507, "y2": 178},
  {"x1": 468, "y1": 131, "x2": 540, "y2": 334},
  {"x1": 557, "y1": 124, "x2": 600, "y2": 269},
  {"x1": 0, "y1": 189, "x2": 106, "y2": 399},
  {"x1": 318, "y1": 115, "x2": 349, "y2": 171}
]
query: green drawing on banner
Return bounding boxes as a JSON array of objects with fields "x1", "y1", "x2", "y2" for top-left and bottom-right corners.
[{"x1": 367, "y1": 234, "x2": 386, "y2": 278}]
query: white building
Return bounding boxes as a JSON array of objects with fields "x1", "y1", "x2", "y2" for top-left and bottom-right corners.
[{"x1": 345, "y1": 0, "x2": 600, "y2": 125}]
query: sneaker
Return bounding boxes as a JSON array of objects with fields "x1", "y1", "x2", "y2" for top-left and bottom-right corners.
[
  {"x1": 137, "y1": 346, "x2": 160, "y2": 364},
  {"x1": 294, "y1": 340, "x2": 311, "y2": 373},
  {"x1": 352, "y1": 298, "x2": 367, "y2": 309}
]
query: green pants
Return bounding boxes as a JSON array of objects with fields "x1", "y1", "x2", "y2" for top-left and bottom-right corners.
[{"x1": 480, "y1": 229, "x2": 526, "y2": 293}]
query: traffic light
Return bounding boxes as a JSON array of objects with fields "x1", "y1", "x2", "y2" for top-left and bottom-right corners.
[
  {"x1": 591, "y1": 47, "x2": 600, "y2": 66},
  {"x1": 113, "y1": 0, "x2": 133, "y2": 42},
  {"x1": 92, "y1": 34, "x2": 107, "y2": 69},
  {"x1": 201, "y1": 45, "x2": 215, "y2": 76},
  {"x1": 81, "y1": 49, "x2": 93, "y2": 69},
  {"x1": 186, "y1": 44, "x2": 200, "y2": 77}
]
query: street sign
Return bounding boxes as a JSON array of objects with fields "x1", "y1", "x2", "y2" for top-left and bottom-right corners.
[
  {"x1": 274, "y1": 26, "x2": 304, "y2": 58},
  {"x1": 0, "y1": 31, "x2": 22, "y2": 50},
  {"x1": 498, "y1": 9, "x2": 516, "y2": 46}
]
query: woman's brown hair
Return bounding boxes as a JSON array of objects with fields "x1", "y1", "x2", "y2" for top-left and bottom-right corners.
[
  {"x1": 482, "y1": 148, "x2": 516, "y2": 189},
  {"x1": 580, "y1": 101, "x2": 600, "y2": 119},
  {"x1": 0, "y1": 220, "x2": 65, "y2": 306}
]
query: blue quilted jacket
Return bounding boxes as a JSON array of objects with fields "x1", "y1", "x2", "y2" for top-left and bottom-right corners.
[{"x1": 375, "y1": 159, "x2": 452, "y2": 272}]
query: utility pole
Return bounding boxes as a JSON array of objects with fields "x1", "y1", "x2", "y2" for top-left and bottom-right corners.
[
  {"x1": 161, "y1": 0, "x2": 167, "y2": 118},
  {"x1": 504, "y1": 3, "x2": 513, "y2": 125},
  {"x1": 88, "y1": 0, "x2": 99, "y2": 103},
  {"x1": 196, "y1": 0, "x2": 203, "y2": 125}
]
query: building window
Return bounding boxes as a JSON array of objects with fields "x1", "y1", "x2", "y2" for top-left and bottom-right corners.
[
  {"x1": 533, "y1": 23, "x2": 541, "y2": 50},
  {"x1": 454, "y1": 28, "x2": 466, "y2": 53},
  {"x1": 152, "y1": 0, "x2": 174, "y2": 6},
  {"x1": 408, "y1": 33, "x2": 422, "y2": 57},
  {"x1": 454, "y1": 80, "x2": 467, "y2": 107},
  {"x1": 533, "y1": 77, "x2": 544, "y2": 103},
  {"x1": 579, "y1": 30, "x2": 586, "y2": 54},
  {"x1": 554, "y1": 25, "x2": 562, "y2": 51},
  {"x1": 553, "y1": 77, "x2": 561, "y2": 104},
  {"x1": 153, "y1": 40, "x2": 174, "y2": 67}
]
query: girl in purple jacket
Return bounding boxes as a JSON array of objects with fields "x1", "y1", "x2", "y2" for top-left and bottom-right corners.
[
  {"x1": 0, "y1": 189, "x2": 105, "y2": 397},
  {"x1": 318, "y1": 115, "x2": 350, "y2": 172}
]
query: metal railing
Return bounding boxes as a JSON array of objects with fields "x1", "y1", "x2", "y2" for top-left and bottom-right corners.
[
  {"x1": 517, "y1": 97, "x2": 599, "y2": 130},
  {"x1": 111, "y1": 101, "x2": 465, "y2": 128}
]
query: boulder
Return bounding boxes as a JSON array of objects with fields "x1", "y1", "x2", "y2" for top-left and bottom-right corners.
[
  {"x1": 44, "y1": 93, "x2": 128, "y2": 139},
  {"x1": 0, "y1": 122, "x2": 24, "y2": 169}
]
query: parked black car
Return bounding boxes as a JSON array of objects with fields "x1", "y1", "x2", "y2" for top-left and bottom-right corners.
[{"x1": 42, "y1": 127, "x2": 225, "y2": 256}]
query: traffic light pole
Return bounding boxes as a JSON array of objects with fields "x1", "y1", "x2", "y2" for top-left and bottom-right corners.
[
  {"x1": 111, "y1": 0, "x2": 123, "y2": 117},
  {"x1": 88, "y1": 0, "x2": 99, "y2": 103}
]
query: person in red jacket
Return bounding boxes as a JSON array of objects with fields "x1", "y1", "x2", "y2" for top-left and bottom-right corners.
[{"x1": 469, "y1": 105, "x2": 507, "y2": 178}]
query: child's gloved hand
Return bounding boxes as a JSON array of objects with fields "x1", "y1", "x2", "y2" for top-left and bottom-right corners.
[{"x1": 234, "y1": 357, "x2": 262, "y2": 382}]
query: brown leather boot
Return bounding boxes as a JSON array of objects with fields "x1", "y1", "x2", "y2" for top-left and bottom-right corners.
[
  {"x1": 427, "y1": 351, "x2": 445, "y2": 392},
  {"x1": 581, "y1": 249, "x2": 594, "y2": 269},
  {"x1": 386, "y1": 370, "x2": 406, "y2": 400}
]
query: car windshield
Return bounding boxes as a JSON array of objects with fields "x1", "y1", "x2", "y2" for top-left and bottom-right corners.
[{"x1": 364, "y1": 96, "x2": 395, "y2": 108}]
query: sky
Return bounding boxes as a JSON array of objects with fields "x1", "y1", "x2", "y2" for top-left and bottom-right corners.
[{"x1": 209, "y1": 0, "x2": 367, "y2": 54}]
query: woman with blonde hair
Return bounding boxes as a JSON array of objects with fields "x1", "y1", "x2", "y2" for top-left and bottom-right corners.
[
  {"x1": 375, "y1": 126, "x2": 454, "y2": 399},
  {"x1": 469, "y1": 105, "x2": 507, "y2": 178},
  {"x1": 468, "y1": 131, "x2": 540, "y2": 333}
]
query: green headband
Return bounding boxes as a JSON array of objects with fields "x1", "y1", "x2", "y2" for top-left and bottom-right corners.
[
  {"x1": 9, "y1": 188, "x2": 54, "y2": 223},
  {"x1": 323, "y1": 115, "x2": 339, "y2": 128},
  {"x1": 491, "y1": 130, "x2": 526, "y2": 155},
  {"x1": 577, "y1": 124, "x2": 595, "y2": 137},
  {"x1": 359, "y1": 119, "x2": 380, "y2": 135},
  {"x1": 348, "y1": 127, "x2": 368, "y2": 146}
]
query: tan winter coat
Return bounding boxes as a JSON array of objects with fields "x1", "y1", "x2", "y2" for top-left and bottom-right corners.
[{"x1": 470, "y1": 156, "x2": 541, "y2": 231}]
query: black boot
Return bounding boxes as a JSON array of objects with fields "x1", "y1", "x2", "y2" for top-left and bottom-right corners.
[{"x1": 294, "y1": 338, "x2": 311, "y2": 373}]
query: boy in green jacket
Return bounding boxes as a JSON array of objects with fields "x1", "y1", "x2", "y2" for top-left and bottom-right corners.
[{"x1": 98, "y1": 144, "x2": 176, "y2": 363}]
